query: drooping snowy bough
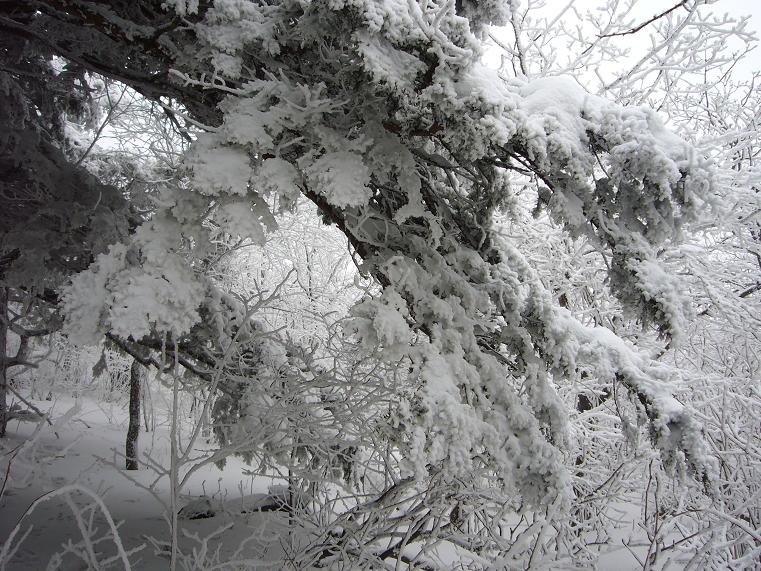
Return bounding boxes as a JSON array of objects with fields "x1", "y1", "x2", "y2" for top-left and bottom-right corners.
[{"x1": 4, "y1": 0, "x2": 715, "y2": 562}]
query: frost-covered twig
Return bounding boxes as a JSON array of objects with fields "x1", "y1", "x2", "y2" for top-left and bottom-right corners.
[{"x1": 0, "y1": 485, "x2": 135, "y2": 571}]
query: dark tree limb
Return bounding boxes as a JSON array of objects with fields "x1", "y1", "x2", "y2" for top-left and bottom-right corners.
[{"x1": 599, "y1": 0, "x2": 691, "y2": 38}]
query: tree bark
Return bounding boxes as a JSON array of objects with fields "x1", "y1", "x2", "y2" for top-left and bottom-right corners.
[
  {"x1": 125, "y1": 358, "x2": 142, "y2": 470},
  {"x1": 0, "y1": 288, "x2": 8, "y2": 438}
]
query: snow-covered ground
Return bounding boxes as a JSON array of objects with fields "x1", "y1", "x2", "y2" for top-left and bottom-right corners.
[
  {"x1": 0, "y1": 392, "x2": 295, "y2": 570},
  {"x1": 0, "y1": 389, "x2": 687, "y2": 570}
]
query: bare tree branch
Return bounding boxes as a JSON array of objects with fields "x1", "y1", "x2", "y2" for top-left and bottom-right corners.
[{"x1": 599, "y1": 0, "x2": 691, "y2": 38}]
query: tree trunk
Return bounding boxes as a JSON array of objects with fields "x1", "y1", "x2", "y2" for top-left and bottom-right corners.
[
  {"x1": 142, "y1": 378, "x2": 152, "y2": 432},
  {"x1": 0, "y1": 288, "x2": 7, "y2": 438},
  {"x1": 125, "y1": 359, "x2": 142, "y2": 470}
]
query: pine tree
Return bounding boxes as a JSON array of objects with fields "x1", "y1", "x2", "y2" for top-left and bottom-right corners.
[{"x1": 1, "y1": 1, "x2": 722, "y2": 566}]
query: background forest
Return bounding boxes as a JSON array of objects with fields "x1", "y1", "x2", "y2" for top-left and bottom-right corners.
[{"x1": 1, "y1": 0, "x2": 760, "y2": 569}]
